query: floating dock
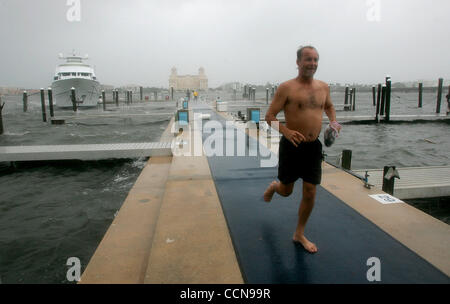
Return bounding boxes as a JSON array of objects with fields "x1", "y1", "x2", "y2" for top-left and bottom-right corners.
[
  {"x1": 0, "y1": 142, "x2": 173, "y2": 162},
  {"x1": 79, "y1": 102, "x2": 449, "y2": 284},
  {"x1": 353, "y1": 166, "x2": 450, "y2": 199}
]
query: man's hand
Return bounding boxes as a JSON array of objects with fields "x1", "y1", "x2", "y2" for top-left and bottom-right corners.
[
  {"x1": 330, "y1": 121, "x2": 342, "y2": 134},
  {"x1": 283, "y1": 128, "x2": 306, "y2": 147}
]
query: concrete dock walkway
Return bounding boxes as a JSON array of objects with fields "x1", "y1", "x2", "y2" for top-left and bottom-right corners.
[{"x1": 80, "y1": 102, "x2": 450, "y2": 284}]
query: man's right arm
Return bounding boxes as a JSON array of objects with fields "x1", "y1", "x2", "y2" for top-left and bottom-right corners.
[{"x1": 265, "y1": 82, "x2": 305, "y2": 147}]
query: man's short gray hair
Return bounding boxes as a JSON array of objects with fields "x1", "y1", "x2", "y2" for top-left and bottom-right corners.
[{"x1": 297, "y1": 45, "x2": 319, "y2": 60}]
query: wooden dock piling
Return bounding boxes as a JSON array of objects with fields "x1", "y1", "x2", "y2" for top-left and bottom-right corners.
[
  {"x1": 372, "y1": 86, "x2": 376, "y2": 106},
  {"x1": 140, "y1": 86, "x2": 143, "y2": 101},
  {"x1": 385, "y1": 79, "x2": 391, "y2": 122},
  {"x1": 382, "y1": 166, "x2": 396, "y2": 195},
  {"x1": 266, "y1": 88, "x2": 269, "y2": 104},
  {"x1": 436, "y1": 78, "x2": 443, "y2": 114},
  {"x1": 48, "y1": 88, "x2": 54, "y2": 118},
  {"x1": 348, "y1": 88, "x2": 353, "y2": 111},
  {"x1": 71, "y1": 87, "x2": 77, "y2": 112},
  {"x1": 344, "y1": 86, "x2": 350, "y2": 111},
  {"x1": 352, "y1": 88, "x2": 356, "y2": 111},
  {"x1": 102, "y1": 90, "x2": 106, "y2": 111},
  {"x1": 342, "y1": 150, "x2": 352, "y2": 170},
  {"x1": 23, "y1": 91, "x2": 28, "y2": 112},
  {"x1": 0, "y1": 96, "x2": 4, "y2": 135},
  {"x1": 40, "y1": 88, "x2": 47, "y2": 122},
  {"x1": 447, "y1": 85, "x2": 450, "y2": 114},
  {"x1": 380, "y1": 85, "x2": 386, "y2": 116},
  {"x1": 418, "y1": 83, "x2": 423, "y2": 108},
  {"x1": 375, "y1": 85, "x2": 381, "y2": 123}
]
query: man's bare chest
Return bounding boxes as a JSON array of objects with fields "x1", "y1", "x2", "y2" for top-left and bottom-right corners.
[{"x1": 286, "y1": 89, "x2": 326, "y2": 110}]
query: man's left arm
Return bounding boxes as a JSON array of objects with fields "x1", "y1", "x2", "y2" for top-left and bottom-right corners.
[{"x1": 324, "y1": 85, "x2": 342, "y2": 132}]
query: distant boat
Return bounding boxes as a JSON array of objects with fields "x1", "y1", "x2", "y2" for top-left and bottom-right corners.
[{"x1": 51, "y1": 52, "x2": 100, "y2": 108}]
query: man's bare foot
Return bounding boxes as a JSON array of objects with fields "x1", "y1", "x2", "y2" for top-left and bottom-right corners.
[
  {"x1": 263, "y1": 181, "x2": 278, "y2": 202},
  {"x1": 293, "y1": 235, "x2": 318, "y2": 253}
]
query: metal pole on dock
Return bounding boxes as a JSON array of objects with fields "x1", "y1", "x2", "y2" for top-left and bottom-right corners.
[
  {"x1": 0, "y1": 96, "x2": 4, "y2": 135},
  {"x1": 115, "y1": 90, "x2": 119, "y2": 106},
  {"x1": 266, "y1": 88, "x2": 269, "y2": 104},
  {"x1": 436, "y1": 78, "x2": 443, "y2": 114},
  {"x1": 102, "y1": 90, "x2": 106, "y2": 111},
  {"x1": 48, "y1": 88, "x2": 54, "y2": 118},
  {"x1": 130, "y1": 90, "x2": 133, "y2": 104},
  {"x1": 70, "y1": 88, "x2": 77, "y2": 112},
  {"x1": 344, "y1": 85, "x2": 349, "y2": 111},
  {"x1": 171, "y1": 87, "x2": 174, "y2": 101},
  {"x1": 126, "y1": 91, "x2": 129, "y2": 105},
  {"x1": 271, "y1": 86, "x2": 275, "y2": 98},
  {"x1": 23, "y1": 91, "x2": 28, "y2": 112},
  {"x1": 40, "y1": 88, "x2": 47, "y2": 122},
  {"x1": 380, "y1": 85, "x2": 386, "y2": 116},
  {"x1": 385, "y1": 79, "x2": 391, "y2": 122},
  {"x1": 253, "y1": 87, "x2": 256, "y2": 102},
  {"x1": 140, "y1": 86, "x2": 143, "y2": 101},
  {"x1": 341, "y1": 150, "x2": 352, "y2": 170},
  {"x1": 418, "y1": 83, "x2": 423, "y2": 108}
]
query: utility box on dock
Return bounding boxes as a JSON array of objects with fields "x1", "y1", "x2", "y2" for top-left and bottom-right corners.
[
  {"x1": 247, "y1": 108, "x2": 260, "y2": 123},
  {"x1": 176, "y1": 110, "x2": 189, "y2": 126}
]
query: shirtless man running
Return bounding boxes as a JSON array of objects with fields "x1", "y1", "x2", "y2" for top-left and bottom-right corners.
[{"x1": 263, "y1": 45, "x2": 341, "y2": 253}]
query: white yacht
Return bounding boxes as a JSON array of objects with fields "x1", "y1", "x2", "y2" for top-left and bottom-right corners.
[{"x1": 52, "y1": 52, "x2": 100, "y2": 108}]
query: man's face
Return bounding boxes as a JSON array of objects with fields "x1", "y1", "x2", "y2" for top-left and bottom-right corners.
[{"x1": 297, "y1": 48, "x2": 319, "y2": 77}]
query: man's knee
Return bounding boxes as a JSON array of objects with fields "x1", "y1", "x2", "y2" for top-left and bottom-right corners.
[
  {"x1": 303, "y1": 184, "x2": 317, "y2": 201},
  {"x1": 278, "y1": 183, "x2": 293, "y2": 197}
]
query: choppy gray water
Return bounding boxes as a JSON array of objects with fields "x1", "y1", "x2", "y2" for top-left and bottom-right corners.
[{"x1": 0, "y1": 90, "x2": 448, "y2": 283}]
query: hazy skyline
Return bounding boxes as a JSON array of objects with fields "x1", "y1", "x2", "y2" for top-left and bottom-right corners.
[{"x1": 0, "y1": 0, "x2": 449, "y2": 88}]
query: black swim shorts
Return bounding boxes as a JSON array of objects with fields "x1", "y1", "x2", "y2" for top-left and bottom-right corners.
[{"x1": 277, "y1": 136, "x2": 323, "y2": 185}]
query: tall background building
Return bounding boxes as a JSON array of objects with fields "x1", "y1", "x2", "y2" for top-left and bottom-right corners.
[{"x1": 169, "y1": 67, "x2": 208, "y2": 91}]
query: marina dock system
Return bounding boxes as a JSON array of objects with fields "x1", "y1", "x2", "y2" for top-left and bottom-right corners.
[
  {"x1": 353, "y1": 166, "x2": 450, "y2": 199},
  {"x1": 0, "y1": 142, "x2": 173, "y2": 162},
  {"x1": 80, "y1": 103, "x2": 449, "y2": 284}
]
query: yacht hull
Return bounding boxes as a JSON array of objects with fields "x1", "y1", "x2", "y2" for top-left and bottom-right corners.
[{"x1": 52, "y1": 78, "x2": 101, "y2": 108}]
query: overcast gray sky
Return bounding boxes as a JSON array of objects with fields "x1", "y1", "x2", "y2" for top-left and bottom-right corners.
[{"x1": 0, "y1": 0, "x2": 449, "y2": 88}]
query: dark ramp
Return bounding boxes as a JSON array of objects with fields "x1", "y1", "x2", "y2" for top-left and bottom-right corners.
[{"x1": 197, "y1": 108, "x2": 450, "y2": 284}]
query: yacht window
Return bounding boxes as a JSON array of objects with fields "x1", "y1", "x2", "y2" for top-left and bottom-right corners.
[
  {"x1": 71, "y1": 73, "x2": 77, "y2": 76},
  {"x1": 54, "y1": 76, "x2": 58, "y2": 80},
  {"x1": 61, "y1": 73, "x2": 71, "y2": 76}
]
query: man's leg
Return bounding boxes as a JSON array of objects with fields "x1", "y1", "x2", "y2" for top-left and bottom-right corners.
[
  {"x1": 293, "y1": 181, "x2": 318, "y2": 253},
  {"x1": 263, "y1": 181, "x2": 294, "y2": 202}
]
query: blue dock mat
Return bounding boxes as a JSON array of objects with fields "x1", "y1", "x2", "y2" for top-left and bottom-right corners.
[{"x1": 197, "y1": 108, "x2": 450, "y2": 284}]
